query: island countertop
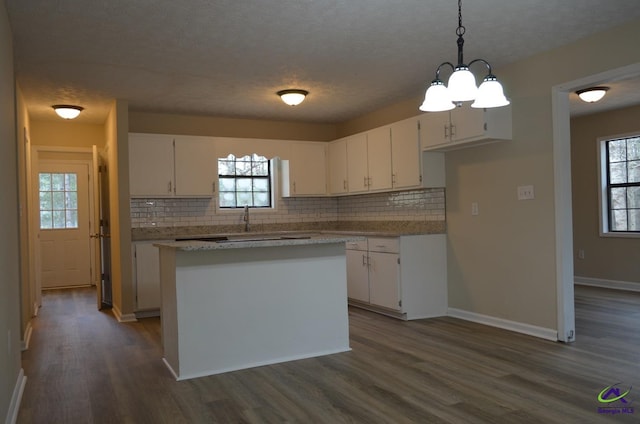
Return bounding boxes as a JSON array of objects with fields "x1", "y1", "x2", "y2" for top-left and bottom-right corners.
[{"x1": 154, "y1": 233, "x2": 365, "y2": 251}]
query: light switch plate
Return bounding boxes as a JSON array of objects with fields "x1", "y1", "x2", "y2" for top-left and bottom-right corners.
[
  {"x1": 517, "y1": 185, "x2": 535, "y2": 200},
  {"x1": 471, "y1": 202, "x2": 479, "y2": 216}
]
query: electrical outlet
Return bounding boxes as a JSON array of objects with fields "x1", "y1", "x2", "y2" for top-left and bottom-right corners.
[
  {"x1": 471, "y1": 202, "x2": 479, "y2": 216},
  {"x1": 517, "y1": 185, "x2": 535, "y2": 200},
  {"x1": 578, "y1": 249, "x2": 585, "y2": 259}
]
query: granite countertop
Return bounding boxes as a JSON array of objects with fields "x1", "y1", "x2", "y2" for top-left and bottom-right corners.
[
  {"x1": 154, "y1": 234, "x2": 365, "y2": 251},
  {"x1": 132, "y1": 220, "x2": 446, "y2": 241}
]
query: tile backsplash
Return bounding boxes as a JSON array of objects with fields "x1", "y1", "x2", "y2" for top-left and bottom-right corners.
[{"x1": 130, "y1": 188, "x2": 445, "y2": 228}]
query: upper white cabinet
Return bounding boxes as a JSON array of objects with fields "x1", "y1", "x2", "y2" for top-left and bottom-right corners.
[
  {"x1": 390, "y1": 117, "x2": 422, "y2": 189},
  {"x1": 174, "y1": 136, "x2": 217, "y2": 197},
  {"x1": 129, "y1": 133, "x2": 175, "y2": 197},
  {"x1": 328, "y1": 137, "x2": 348, "y2": 194},
  {"x1": 346, "y1": 129, "x2": 392, "y2": 194},
  {"x1": 129, "y1": 133, "x2": 217, "y2": 198},
  {"x1": 281, "y1": 142, "x2": 327, "y2": 196},
  {"x1": 420, "y1": 105, "x2": 512, "y2": 151},
  {"x1": 366, "y1": 126, "x2": 393, "y2": 191}
]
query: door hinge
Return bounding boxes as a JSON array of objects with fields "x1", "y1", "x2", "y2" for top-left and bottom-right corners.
[
  {"x1": 484, "y1": 122, "x2": 488, "y2": 131},
  {"x1": 399, "y1": 300, "x2": 402, "y2": 307},
  {"x1": 397, "y1": 257, "x2": 400, "y2": 265},
  {"x1": 99, "y1": 165, "x2": 106, "y2": 173}
]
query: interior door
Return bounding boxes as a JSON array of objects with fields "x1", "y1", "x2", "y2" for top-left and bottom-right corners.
[
  {"x1": 93, "y1": 146, "x2": 113, "y2": 308},
  {"x1": 38, "y1": 162, "x2": 91, "y2": 288}
]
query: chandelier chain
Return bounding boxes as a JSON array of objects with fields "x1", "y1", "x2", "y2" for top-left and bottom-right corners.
[{"x1": 456, "y1": 0, "x2": 465, "y2": 37}]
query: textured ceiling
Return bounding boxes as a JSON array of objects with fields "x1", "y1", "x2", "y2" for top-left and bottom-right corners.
[{"x1": 7, "y1": 0, "x2": 640, "y2": 124}]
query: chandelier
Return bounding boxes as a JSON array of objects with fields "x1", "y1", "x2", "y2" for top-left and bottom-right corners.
[{"x1": 419, "y1": 0, "x2": 509, "y2": 112}]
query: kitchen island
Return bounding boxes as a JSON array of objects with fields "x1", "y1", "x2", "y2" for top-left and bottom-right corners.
[{"x1": 155, "y1": 234, "x2": 360, "y2": 381}]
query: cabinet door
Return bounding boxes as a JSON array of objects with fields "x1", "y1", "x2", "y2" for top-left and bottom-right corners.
[
  {"x1": 346, "y1": 133, "x2": 369, "y2": 193},
  {"x1": 366, "y1": 126, "x2": 392, "y2": 191},
  {"x1": 390, "y1": 118, "x2": 421, "y2": 188},
  {"x1": 346, "y1": 249, "x2": 370, "y2": 303},
  {"x1": 174, "y1": 136, "x2": 217, "y2": 197},
  {"x1": 450, "y1": 107, "x2": 486, "y2": 142},
  {"x1": 328, "y1": 138, "x2": 348, "y2": 194},
  {"x1": 419, "y1": 112, "x2": 451, "y2": 149},
  {"x1": 129, "y1": 134, "x2": 175, "y2": 197},
  {"x1": 368, "y1": 252, "x2": 400, "y2": 311},
  {"x1": 289, "y1": 142, "x2": 327, "y2": 195},
  {"x1": 134, "y1": 242, "x2": 162, "y2": 310}
]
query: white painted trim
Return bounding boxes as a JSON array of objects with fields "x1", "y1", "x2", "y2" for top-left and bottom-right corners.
[
  {"x1": 169, "y1": 347, "x2": 352, "y2": 381},
  {"x1": 21, "y1": 321, "x2": 32, "y2": 351},
  {"x1": 551, "y1": 62, "x2": 640, "y2": 343},
  {"x1": 134, "y1": 309, "x2": 160, "y2": 319},
  {"x1": 447, "y1": 308, "x2": 558, "y2": 342},
  {"x1": 551, "y1": 86, "x2": 575, "y2": 343},
  {"x1": 575, "y1": 276, "x2": 640, "y2": 292},
  {"x1": 162, "y1": 358, "x2": 179, "y2": 380},
  {"x1": 111, "y1": 305, "x2": 138, "y2": 323},
  {"x1": 5, "y1": 369, "x2": 26, "y2": 424}
]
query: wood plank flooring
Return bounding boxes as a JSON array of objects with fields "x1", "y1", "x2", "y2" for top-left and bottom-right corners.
[{"x1": 18, "y1": 285, "x2": 640, "y2": 423}]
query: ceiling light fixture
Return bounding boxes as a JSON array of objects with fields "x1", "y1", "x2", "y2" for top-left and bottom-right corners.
[
  {"x1": 576, "y1": 86, "x2": 609, "y2": 103},
  {"x1": 52, "y1": 105, "x2": 84, "y2": 119},
  {"x1": 277, "y1": 89, "x2": 308, "y2": 106},
  {"x1": 419, "y1": 0, "x2": 509, "y2": 112}
]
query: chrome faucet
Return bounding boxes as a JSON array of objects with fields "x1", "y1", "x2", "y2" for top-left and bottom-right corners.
[{"x1": 243, "y1": 205, "x2": 250, "y2": 232}]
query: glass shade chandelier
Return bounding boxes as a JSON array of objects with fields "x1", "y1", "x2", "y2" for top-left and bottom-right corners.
[
  {"x1": 419, "y1": 0, "x2": 509, "y2": 112},
  {"x1": 52, "y1": 104, "x2": 84, "y2": 119}
]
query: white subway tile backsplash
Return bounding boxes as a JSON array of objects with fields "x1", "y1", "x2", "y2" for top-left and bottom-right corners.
[{"x1": 130, "y1": 188, "x2": 445, "y2": 228}]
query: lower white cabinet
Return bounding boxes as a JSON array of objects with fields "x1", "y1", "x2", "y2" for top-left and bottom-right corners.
[
  {"x1": 346, "y1": 234, "x2": 447, "y2": 320},
  {"x1": 132, "y1": 241, "x2": 166, "y2": 312}
]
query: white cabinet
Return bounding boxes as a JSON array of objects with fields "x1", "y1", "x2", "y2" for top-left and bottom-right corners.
[
  {"x1": 346, "y1": 133, "x2": 369, "y2": 193},
  {"x1": 420, "y1": 105, "x2": 512, "y2": 151},
  {"x1": 390, "y1": 117, "x2": 422, "y2": 189},
  {"x1": 328, "y1": 138, "x2": 348, "y2": 194},
  {"x1": 129, "y1": 133, "x2": 175, "y2": 197},
  {"x1": 346, "y1": 235, "x2": 447, "y2": 320},
  {"x1": 132, "y1": 241, "x2": 165, "y2": 312},
  {"x1": 282, "y1": 142, "x2": 327, "y2": 196},
  {"x1": 173, "y1": 136, "x2": 217, "y2": 197},
  {"x1": 129, "y1": 133, "x2": 217, "y2": 198},
  {"x1": 346, "y1": 240, "x2": 369, "y2": 302},
  {"x1": 345, "y1": 129, "x2": 392, "y2": 193}
]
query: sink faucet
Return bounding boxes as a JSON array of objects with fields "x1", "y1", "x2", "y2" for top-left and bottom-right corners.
[{"x1": 243, "y1": 205, "x2": 250, "y2": 232}]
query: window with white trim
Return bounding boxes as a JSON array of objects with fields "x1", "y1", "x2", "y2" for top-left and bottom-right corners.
[
  {"x1": 218, "y1": 154, "x2": 272, "y2": 208},
  {"x1": 599, "y1": 135, "x2": 640, "y2": 234}
]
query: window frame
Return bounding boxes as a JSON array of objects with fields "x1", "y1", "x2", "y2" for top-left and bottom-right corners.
[
  {"x1": 597, "y1": 133, "x2": 640, "y2": 238},
  {"x1": 38, "y1": 172, "x2": 80, "y2": 230},
  {"x1": 217, "y1": 154, "x2": 274, "y2": 209}
]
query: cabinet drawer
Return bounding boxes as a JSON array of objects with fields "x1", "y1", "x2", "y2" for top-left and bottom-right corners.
[
  {"x1": 346, "y1": 240, "x2": 368, "y2": 251},
  {"x1": 367, "y1": 237, "x2": 399, "y2": 253}
]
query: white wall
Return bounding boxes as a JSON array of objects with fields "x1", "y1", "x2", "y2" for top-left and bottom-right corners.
[{"x1": 0, "y1": 1, "x2": 24, "y2": 421}]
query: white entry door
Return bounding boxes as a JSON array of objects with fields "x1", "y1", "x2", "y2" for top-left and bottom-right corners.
[{"x1": 38, "y1": 163, "x2": 92, "y2": 289}]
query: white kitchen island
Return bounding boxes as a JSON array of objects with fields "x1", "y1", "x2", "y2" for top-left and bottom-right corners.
[{"x1": 156, "y1": 235, "x2": 358, "y2": 381}]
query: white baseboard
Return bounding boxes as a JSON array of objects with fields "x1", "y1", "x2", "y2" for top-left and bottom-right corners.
[
  {"x1": 111, "y1": 305, "x2": 137, "y2": 323},
  {"x1": 5, "y1": 369, "x2": 26, "y2": 424},
  {"x1": 134, "y1": 309, "x2": 160, "y2": 319},
  {"x1": 21, "y1": 322, "x2": 32, "y2": 351},
  {"x1": 574, "y1": 276, "x2": 640, "y2": 292},
  {"x1": 447, "y1": 308, "x2": 558, "y2": 341}
]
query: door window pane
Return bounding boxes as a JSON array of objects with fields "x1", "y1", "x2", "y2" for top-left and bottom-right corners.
[{"x1": 39, "y1": 172, "x2": 79, "y2": 230}]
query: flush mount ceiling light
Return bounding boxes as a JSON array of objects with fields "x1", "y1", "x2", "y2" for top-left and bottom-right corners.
[
  {"x1": 419, "y1": 0, "x2": 509, "y2": 112},
  {"x1": 52, "y1": 105, "x2": 84, "y2": 119},
  {"x1": 576, "y1": 86, "x2": 609, "y2": 103},
  {"x1": 277, "y1": 89, "x2": 308, "y2": 106}
]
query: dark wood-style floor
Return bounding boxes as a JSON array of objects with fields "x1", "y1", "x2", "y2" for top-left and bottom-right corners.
[{"x1": 18, "y1": 286, "x2": 640, "y2": 423}]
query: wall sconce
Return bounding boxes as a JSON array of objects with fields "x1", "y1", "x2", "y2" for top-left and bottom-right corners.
[{"x1": 52, "y1": 105, "x2": 84, "y2": 119}]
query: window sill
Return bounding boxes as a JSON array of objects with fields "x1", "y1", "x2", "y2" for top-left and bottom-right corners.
[{"x1": 599, "y1": 231, "x2": 640, "y2": 239}]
